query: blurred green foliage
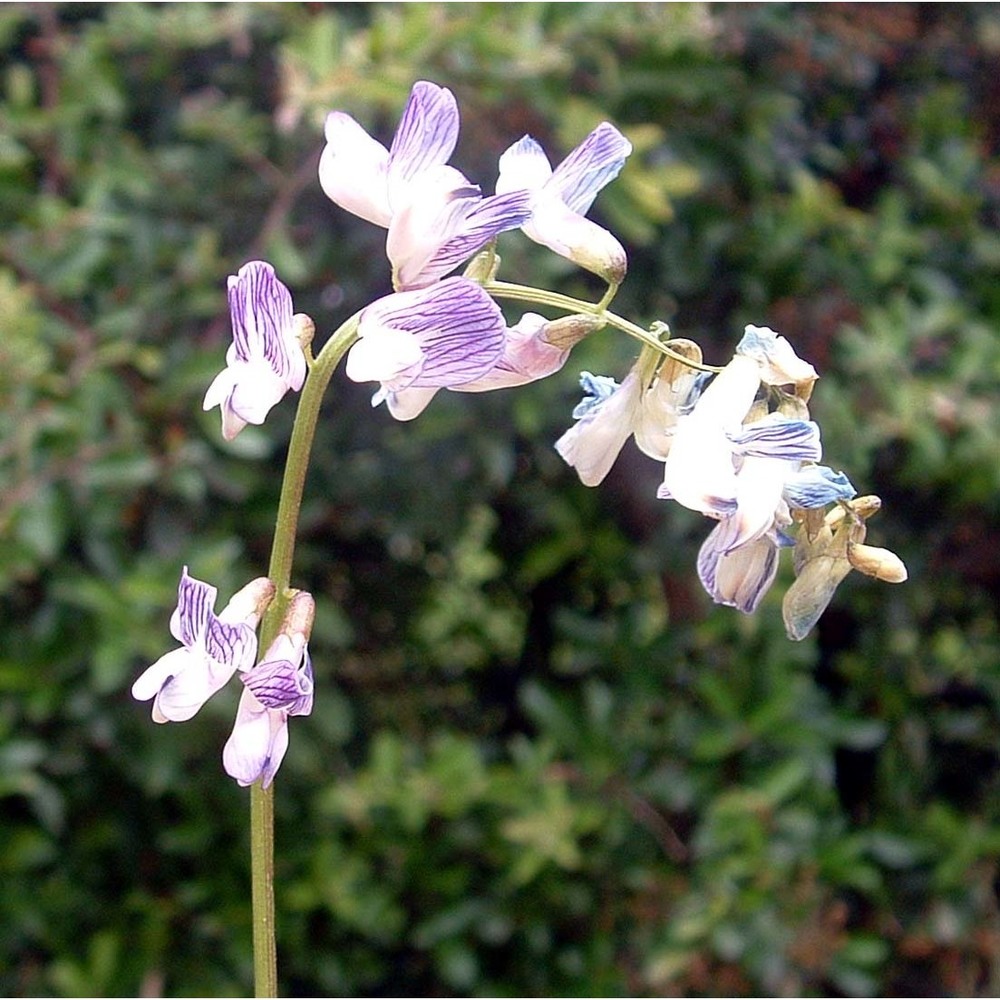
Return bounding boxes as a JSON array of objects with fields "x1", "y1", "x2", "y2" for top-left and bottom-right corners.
[{"x1": 2, "y1": 3, "x2": 1000, "y2": 995}]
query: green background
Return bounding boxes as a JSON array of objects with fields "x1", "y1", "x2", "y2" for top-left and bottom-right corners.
[{"x1": 2, "y1": 3, "x2": 999, "y2": 995}]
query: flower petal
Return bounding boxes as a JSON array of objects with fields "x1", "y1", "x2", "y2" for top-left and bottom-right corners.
[
  {"x1": 387, "y1": 81, "x2": 460, "y2": 197},
  {"x1": 319, "y1": 111, "x2": 392, "y2": 226},
  {"x1": 737, "y1": 325, "x2": 818, "y2": 387},
  {"x1": 547, "y1": 122, "x2": 632, "y2": 216},
  {"x1": 242, "y1": 636, "x2": 314, "y2": 715},
  {"x1": 355, "y1": 278, "x2": 506, "y2": 390},
  {"x1": 496, "y1": 135, "x2": 554, "y2": 195},
  {"x1": 131, "y1": 646, "x2": 191, "y2": 706},
  {"x1": 555, "y1": 370, "x2": 642, "y2": 486},
  {"x1": 729, "y1": 417, "x2": 822, "y2": 462},
  {"x1": 698, "y1": 528, "x2": 780, "y2": 614},
  {"x1": 453, "y1": 313, "x2": 576, "y2": 392},
  {"x1": 414, "y1": 189, "x2": 534, "y2": 289},
  {"x1": 384, "y1": 386, "x2": 441, "y2": 421},
  {"x1": 783, "y1": 466, "x2": 857, "y2": 509},
  {"x1": 169, "y1": 568, "x2": 216, "y2": 648},
  {"x1": 223, "y1": 688, "x2": 289, "y2": 789},
  {"x1": 523, "y1": 196, "x2": 628, "y2": 283},
  {"x1": 346, "y1": 326, "x2": 424, "y2": 385},
  {"x1": 151, "y1": 648, "x2": 240, "y2": 723}
]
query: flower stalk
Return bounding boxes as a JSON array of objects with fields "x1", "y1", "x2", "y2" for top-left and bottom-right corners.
[{"x1": 249, "y1": 313, "x2": 359, "y2": 998}]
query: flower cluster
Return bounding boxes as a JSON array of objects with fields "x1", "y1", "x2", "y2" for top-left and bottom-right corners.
[
  {"x1": 558, "y1": 325, "x2": 906, "y2": 637},
  {"x1": 132, "y1": 569, "x2": 315, "y2": 788},
  {"x1": 320, "y1": 80, "x2": 631, "y2": 420},
  {"x1": 137, "y1": 80, "x2": 908, "y2": 791}
]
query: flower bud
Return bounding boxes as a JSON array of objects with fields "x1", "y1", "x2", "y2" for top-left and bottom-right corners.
[
  {"x1": 462, "y1": 248, "x2": 501, "y2": 283},
  {"x1": 222, "y1": 576, "x2": 277, "y2": 626},
  {"x1": 540, "y1": 313, "x2": 604, "y2": 350},
  {"x1": 848, "y1": 543, "x2": 908, "y2": 583},
  {"x1": 293, "y1": 313, "x2": 315, "y2": 352}
]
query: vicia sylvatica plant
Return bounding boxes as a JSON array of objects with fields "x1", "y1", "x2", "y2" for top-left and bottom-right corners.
[{"x1": 131, "y1": 80, "x2": 906, "y2": 997}]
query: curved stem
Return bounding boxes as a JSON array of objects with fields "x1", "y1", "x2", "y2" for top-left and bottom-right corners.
[
  {"x1": 484, "y1": 279, "x2": 722, "y2": 373},
  {"x1": 249, "y1": 311, "x2": 360, "y2": 998}
]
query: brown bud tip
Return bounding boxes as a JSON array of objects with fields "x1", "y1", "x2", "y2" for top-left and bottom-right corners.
[
  {"x1": 281, "y1": 589, "x2": 316, "y2": 640},
  {"x1": 540, "y1": 313, "x2": 604, "y2": 349},
  {"x1": 293, "y1": 314, "x2": 315, "y2": 350}
]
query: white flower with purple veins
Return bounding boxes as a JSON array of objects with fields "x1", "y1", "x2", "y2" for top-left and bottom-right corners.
[
  {"x1": 345, "y1": 276, "x2": 508, "y2": 420},
  {"x1": 319, "y1": 80, "x2": 532, "y2": 290},
  {"x1": 223, "y1": 595, "x2": 314, "y2": 789},
  {"x1": 203, "y1": 261, "x2": 308, "y2": 441},
  {"x1": 497, "y1": 122, "x2": 632, "y2": 283},
  {"x1": 132, "y1": 569, "x2": 274, "y2": 723}
]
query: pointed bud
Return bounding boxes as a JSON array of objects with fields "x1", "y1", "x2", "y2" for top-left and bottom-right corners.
[
  {"x1": 846, "y1": 494, "x2": 883, "y2": 520},
  {"x1": 462, "y1": 247, "x2": 501, "y2": 283},
  {"x1": 848, "y1": 543, "x2": 908, "y2": 583},
  {"x1": 281, "y1": 589, "x2": 316, "y2": 642},
  {"x1": 540, "y1": 313, "x2": 604, "y2": 350},
  {"x1": 293, "y1": 313, "x2": 315, "y2": 353},
  {"x1": 222, "y1": 576, "x2": 277, "y2": 626}
]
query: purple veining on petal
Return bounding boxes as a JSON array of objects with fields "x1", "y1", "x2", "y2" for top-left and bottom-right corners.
[
  {"x1": 205, "y1": 618, "x2": 256, "y2": 673},
  {"x1": 171, "y1": 568, "x2": 215, "y2": 649},
  {"x1": 419, "y1": 189, "x2": 535, "y2": 285},
  {"x1": 729, "y1": 418, "x2": 822, "y2": 462},
  {"x1": 388, "y1": 81, "x2": 460, "y2": 184},
  {"x1": 227, "y1": 261, "x2": 296, "y2": 378},
  {"x1": 783, "y1": 466, "x2": 856, "y2": 509},
  {"x1": 362, "y1": 279, "x2": 506, "y2": 388},
  {"x1": 243, "y1": 655, "x2": 313, "y2": 713},
  {"x1": 548, "y1": 123, "x2": 632, "y2": 215}
]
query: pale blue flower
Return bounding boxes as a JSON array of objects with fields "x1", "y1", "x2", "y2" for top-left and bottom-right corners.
[
  {"x1": 497, "y1": 122, "x2": 632, "y2": 282},
  {"x1": 319, "y1": 81, "x2": 531, "y2": 290},
  {"x1": 132, "y1": 569, "x2": 274, "y2": 723},
  {"x1": 203, "y1": 261, "x2": 308, "y2": 441}
]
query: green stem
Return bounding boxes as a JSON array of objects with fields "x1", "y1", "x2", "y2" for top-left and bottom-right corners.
[
  {"x1": 484, "y1": 279, "x2": 722, "y2": 373},
  {"x1": 249, "y1": 312, "x2": 360, "y2": 999}
]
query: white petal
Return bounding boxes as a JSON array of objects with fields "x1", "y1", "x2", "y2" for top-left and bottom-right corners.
[
  {"x1": 319, "y1": 112, "x2": 392, "y2": 227},
  {"x1": 523, "y1": 197, "x2": 627, "y2": 281},
  {"x1": 659, "y1": 417, "x2": 739, "y2": 516},
  {"x1": 496, "y1": 135, "x2": 553, "y2": 195},
  {"x1": 555, "y1": 371, "x2": 642, "y2": 486},
  {"x1": 386, "y1": 386, "x2": 440, "y2": 420},
  {"x1": 203, "y1": 366, "x2": 237, "y2": 412},
  {"x1": 345, "y1": 326, "x2": 424, "y2": 385},
  {"x1": 738, "y1": 325, "x2": 818, "y2": 386},
  {"x1": 225, "y1": 360, "x2": 289, "y2": 426},
  {"x1": 386, "y1": 166, "x2": 478, "y2": 289},
  {"x1": 151, "y1": 649, "x2": 238, "y2": 723},
  {"x1": 131, "y1": 647, "x2": 191, "y2": 706},
  {"x1": 222, "y1": 688, "x2": 272, "y2": 787}
]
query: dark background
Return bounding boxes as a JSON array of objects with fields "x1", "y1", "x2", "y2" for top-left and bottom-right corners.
[{"x1": 2, "y1": 4, "x2": 999, "y2": 995}]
